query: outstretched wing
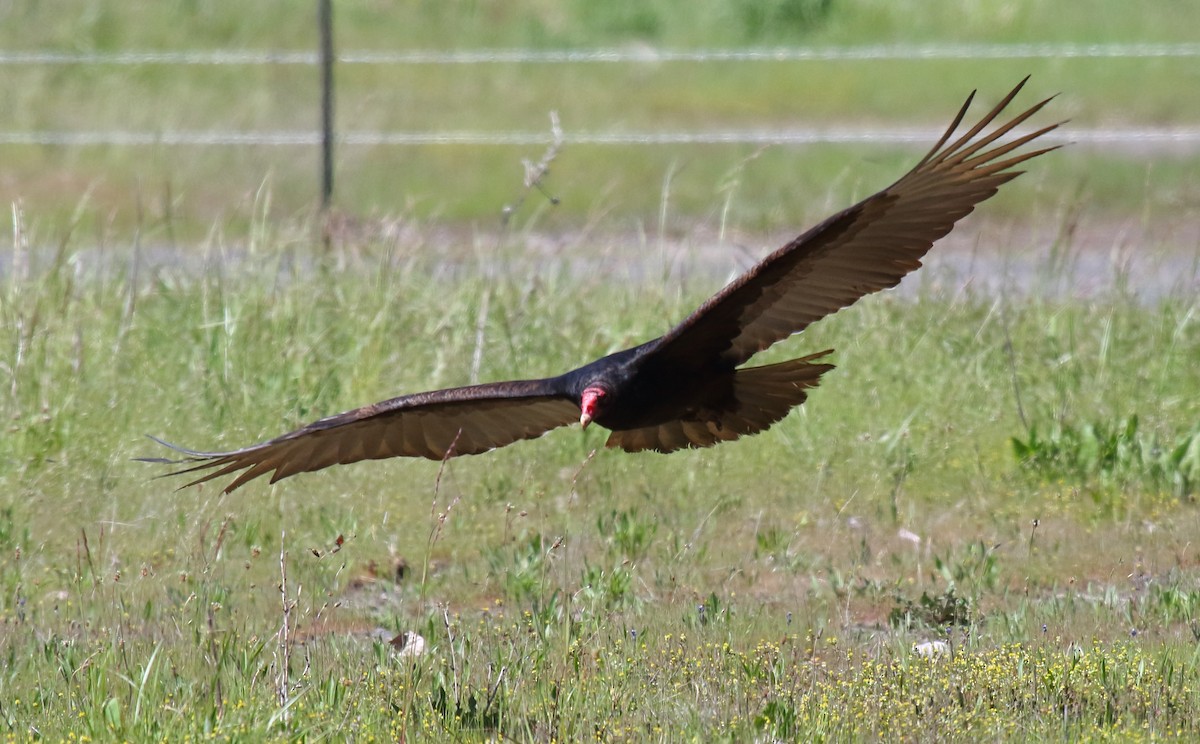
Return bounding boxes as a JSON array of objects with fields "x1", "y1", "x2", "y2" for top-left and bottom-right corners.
[
  {"x1": 146, "y1": 379, "x2": 578, "y2": 493},
  {"x1": 649, "y1": 77, "x2": 1062, "y2": 369}
]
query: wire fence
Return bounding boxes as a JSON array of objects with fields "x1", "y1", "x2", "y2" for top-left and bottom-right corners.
[
  {"x1": 3, "y1": 41, "x2": 1200, "y2": 66},
  {"x1": 2, "y1": 126, "x2": 1197, "y2": 148},
  {"x1": 3, "y1": 42, "x2": 1197, "y2": 151},
  {"x1": 4, "y1": 38, "x2": 1196, "y2": 213}
]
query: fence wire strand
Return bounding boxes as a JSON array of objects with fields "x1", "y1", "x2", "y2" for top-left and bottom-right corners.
[
  {"x1": 2, "y1": 42, "x2": 1200, "y2": 66},
  {"x1": 2, "y1": 127, "x2": 1197, "y2": 148}
]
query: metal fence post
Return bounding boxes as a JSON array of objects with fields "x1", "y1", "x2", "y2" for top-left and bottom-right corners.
[{"x1": 318, "y1": 0, "x2": 334, "y2": 210}]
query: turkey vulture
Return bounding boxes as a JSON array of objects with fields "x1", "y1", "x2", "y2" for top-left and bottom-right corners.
[{"x1": 148, "y1": 78, "x2": 1060, "y2": 493}]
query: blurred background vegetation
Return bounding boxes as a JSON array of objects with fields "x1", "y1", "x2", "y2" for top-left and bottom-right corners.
[{"x1": 2, "y1": 0, "x2": 1198, "y2": 237}]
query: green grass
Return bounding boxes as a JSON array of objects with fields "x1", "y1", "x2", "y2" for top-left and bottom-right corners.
[
  {"x1": 4, "y1": 0, "x2": 1198, "y2": 52},
  {"x1": 2, "y1": 0, "x2": 1200, "y2": 233},
  {"x1": 2, "y1": 212, "x2": 1199, "y2": 739}
]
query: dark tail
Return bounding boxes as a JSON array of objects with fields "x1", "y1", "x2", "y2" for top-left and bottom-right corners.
[
  {"x1": 605, "y1": 350, "x2": 835, "y2": 453},
  {"x1": 726, "y1": 349, "x2": 836, "y2": 434}
]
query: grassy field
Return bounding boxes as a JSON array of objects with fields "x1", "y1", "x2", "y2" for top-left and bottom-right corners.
[
  {"x1": 2, "y1": 218, "x2": 1199, "y2": 739},
  {"x1": 3, "y1": 1, "x2": 1200, "y2": 741}
]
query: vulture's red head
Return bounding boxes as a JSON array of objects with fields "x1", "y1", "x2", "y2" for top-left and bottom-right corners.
[{"x1": 579, "y1": 386, "x2": 607, "y2": 429}]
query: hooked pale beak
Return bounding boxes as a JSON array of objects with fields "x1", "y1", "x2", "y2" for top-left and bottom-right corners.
[{"x1": 579, "y1": 386, "x2": 604, "y2": 430}]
